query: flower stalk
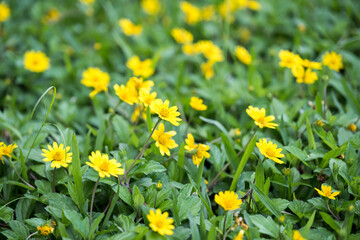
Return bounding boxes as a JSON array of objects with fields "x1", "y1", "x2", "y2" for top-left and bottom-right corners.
[{"x1": 89, "y1": 177, "x2": 100, "y2": 227}]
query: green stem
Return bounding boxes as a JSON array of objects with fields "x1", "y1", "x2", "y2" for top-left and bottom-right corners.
[
  {"x1": 8, "y1": 157, "x2": 35, "y2": 190},
  {"x1": 52, "y1": 167, "x2": 57, "y2": 193},
  {"x1": 323, "y1": 82, "x2": 328, "y2": 119},
  {"x1": 327, "y1": 200, "x2": 341, "y2": 221},
  {"x1": 222, "y1": 212, "x2": 228, "y2": 240},
  {"x1": 89, "y1": 177, "x2": 100, "y2": 227}
]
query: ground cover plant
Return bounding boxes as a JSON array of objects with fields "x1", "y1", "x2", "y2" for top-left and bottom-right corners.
[{"x1": 1, "y1": 0, "x2": 360, "y2": 239}]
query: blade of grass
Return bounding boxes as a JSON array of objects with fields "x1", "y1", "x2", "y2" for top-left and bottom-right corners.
[{"x1": 72, "y1": 133, "x2": 85, "y2": 213}]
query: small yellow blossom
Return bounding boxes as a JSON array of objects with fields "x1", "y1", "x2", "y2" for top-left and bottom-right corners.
[
  {"x1": 128, "y1": 76, "x2": 154, "y2": 92},
  {"x1": 196, "y1": 40, "x2": 224, "y2": 62},
  {"x1": 297, "y1": 23, "x2": 306, "y2": 32},
  {"x1": 80, "y1": 0, "x2": 94, "y2": 5},
  {"x1": 215, "y1": 191, "x2": 242, "y2": 211},
  {"x1": 152, "y1": 123, "x2": 178, "y2": 156},
  {"x1": 192, "y1": 144, "x2": 210, "y2": 167},
  {"x1": 81, "y1": 67, "x2": 110, "y2": 98},
  {"x1": 201, "y1": 61, "x2": 215, "y2": 80},
  {"x1": 42, "y1": 8, "x2": 61, "y2": 24},
  {"x1": 0, "y1": 142, "x2": 17, "y2": 164},
  {"x1": 185, "y1": 133, "x2": 197, "y2": 151},
  {"x1": 235, "y1": 46, "x2": 252, "y2": 65},
  {"x1": 41, "y1": 142, "x2": 72, "y2": 169},
  {"x1": 141, "y1": 0, "x2": 161, "y2": 15},
  {"x1": 139, "y1": 89, "x2": 157, "y2": 107},
  {"x1": 180, "y1": 1, "x2": 202, "y2": 25},
  {"x1": 278, "y1": 50, "x2": 302, "y2": 69},
  {"x1": 131, "y1": 106, "x2": 142, "y2": 122},
  {"x1": 171, "y1": 28, "x2": 193, "y2": 44},
  {"x1": 118, "y1": 18, "x2": 142, "y2": 36},
  {"x1": 190, "y1": 97, "x2": 207, "y2": 111},
  {"x1": 302, "y1": 59, "x2": 322, "y2": 70},
  {"x1": 113, "y1": 84, "x2": 138, "y2": 105},
  {"x1": 246, "y1": 106, "x2": 278, "y2": 129},
  {"x1": 279, "y1": 216, "x2": 285, "y2": 223},
  {"x1": 86, "y1": 151, "x2": 124, "y2": 178},
  {"x1": 239, "y1": 28, "x2": 251, "y2": 43},
  {"x1": 0, "y1": 2, "x2": 10, "y2": 22},
  {"x1": 293, "y1": 230, "x2": 306, "y2": 240},
  {"x1": 93, "y1": 42, "x2": 102, "y2": 50},
  {"x1": 247, "y1": 1, "x2": 261, "y2": 10},
  {"x1": 256, "y1": 138, "x2": 285, "y2": 164},
  {"x1": 156, "y1": 181, "x2": 162, "y2": 190},
  {"x1": 37, "y1": 224, "x2": 54, "y2": 236},
  {"x1": 202, "y1": 5, "x2": 215, "y2": 21},
  {"x1": 314, "y1": 184, "x2": 340, "y2": 200},
  {"x1": 147, "y1": 209, "x2": 175, "y2": 236},
  {"x1": 182, "y1": 44, "x2": 200, "y2": 56},
  {"x1": 349, "y1": 123, "x2": 357, "y2": 132},
  {"x1": 150, "y1": 99, "x2": 182, "y2": 126},
  {"x1": 292, "y1": 65, "x2": 318, "y2": 84},
  {"x1": 24, "y1": 50, "x2": 50, "y2": 73},
  {"x1": 316, "y1": 120, "x2": 324, "y2": 127},
  {"x1": 234, "y1": 230, "x2": 245, "y2": 240},
  {"x1": 126, "y1": 56, "x2": 154, "y2": 78},
  {"x1": 322, "y1": 51, "x2": 343, "y2": 72}
]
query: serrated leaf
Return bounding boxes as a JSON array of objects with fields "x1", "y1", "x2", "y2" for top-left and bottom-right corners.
[{"x1": 249, "y1": 214, "x2": 279, "y2": 238}]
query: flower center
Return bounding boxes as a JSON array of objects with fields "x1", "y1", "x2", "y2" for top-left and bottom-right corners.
[
  {"x1": 265, "y1": 147, "x2": 275, "y2": 157},
  {"x1": 195, "y1": 150, "x2": 202, "y2": 158},
  {"x1": 159, "y1": 108, "x2": 169, "y2": 118},
  {"x1": 99, "y1": 161, "x2": 110, "y2": 172},
  {"x1": 155, "y1": 220, "x2": 164, "y2": 228},
  {"x1": 52, "y1": 150, "x2": 63, "y2": 162},
  {"x1": 158, "y1": 134, "x2": 167, "y2": 145}
]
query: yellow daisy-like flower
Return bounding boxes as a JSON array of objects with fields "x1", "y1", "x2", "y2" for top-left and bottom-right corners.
[
  {"x1": 150, "y1": 99, "x2": 182, "y2": 126},
  {"x1": 322, "y1": 51, "x2": 343, "y2": 72},
  {"x1": 190, "y1": 97, "x2": 207, "y2": 111},
  {"x1": 180, "y1": 1, "x2": 202, "y2": 25},
  {"x1": 86, "y1": 151, "x2": 124, "y2": 178},
  {"x1": 147, "y1": 209, "x2": 175, "y2": 236},
  {"x1": 302, "y1": 59, "x2": 321, "y2": 70},
  {"x1": 81, "y1": 67, "x2": 110, "y2": 98},
  {"x1": 171, "y1": 28, "x2": 193, "y2": 44},
  {"x1": 127, "y1": 76, "x2": 154, "y2": 92},
  {"x1": 139, "y1": 89, "x2": 157, "y2": 107},
  {"x1": 41, "y1": 142, "x2": 72, "y2": 169},
  {"x1": 201, "y1": 60, "x2": 215, "y2": 80},
  {"x1": 246, "y1": 106, "x2": 278, "y2": 129},
  {"x1": 141, "y1": 0, "x2": 161, "y2": 15},
  {"x1": 278, "y1": 50, "x2": 302, "y2": 69},
  {"x1": 182, "y1": 43, "x2": 200, "y2": 56},
  {"x1": 292, "y1": 66, "x2": 318, "y2": 85},
  {"x1": 196, "y1": 40, "x2": 224, "y2": 63},
  {"x1": 0, "y1": 142, "x2": 17, "y2": 164},
  {"x1": 118, "y1": 18, "x2": 142, "y2": 36},
  {"x1": 24, "y1": 50, "x2": 50, "y2": 73},
  {"x1": 126, "y1": 55, "x2": 154, "y2": 78},
  {"x1": 42, "y1": 8, "x2": 61, "y2": 24},
  {"x1": 248, "y1": 1, "x2": 261, "y2": 10},
  {"x1": 37, "y1": 224, "x2": 54, "y2": 236},
  {"x1": 235, "y1": 46, "x2": 252, "y2": 65},
  {"x1": 314, "y1": 184, "x2": 340, "y2": 200},
  {"x1": 152, "y1": 123, "x2": 178, "y2": 156},
  {"x1": 215, "y1": 191, "x2": 242, "y2": 211},
  {"x1": 192, "y1": 144, "x2": 210, "y2": 167},
  {"x1": 349, "y1": 123, "x2": 357, "y2": 132},
  {"x1": 80, "y1": 0, "x2": 95, "y2": 5},
  {"x1": 184, "y1": 133, "x2": 197, "y2": 151},
  {"x1": 0, "y1": 2, "x2": 10, "y2": 22},
  {"x1": 114, "y1": 84, "x2": 139, "y2": 105},
  {"x1": 293, "y1": 230, "x2": 306, "y2": 240},
  {"x1": 234, "y1": 230, "x2": 245, "y2": 240},
  {"x1": 256, "y1": 138, "x2": 284, "y2": 164},
  {"x1": 201, "y1": 5, "x2": 215, "y2": 21}
]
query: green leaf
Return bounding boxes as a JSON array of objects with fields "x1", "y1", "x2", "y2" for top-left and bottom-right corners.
[
  {"x1": 15, "y1": 198, "x2": 34, "y2": 221},
  {"x1": 187, "y1": 174, "x2": 214, "y2": 218},
  {"x1": 289, "y1": 200, "x2": 315, "y2": 219},
  {"x1": 0, "y1": 206, "x2": 13, "y2": 223},
  {"x1": 188, "y1": 210, "x2": 201, "y2": 240},
  {"x1": 315, "y1": 93, "x2": 323, "y2": 116},
  {"x1": 195, "y1": 159, "x2": 205, "y2": 189},
  {"x1": 230, "y1": 134, "x2": 257, "y2": 191},
  {"x1": 88, "y1": 213, "x2": 104, "y2": 239},
  {"x1": 178, "y1": 196, "x2": 201, "y2": 222},
  {"x1": 9, "y1": 220, "x2": 28, "y2": 239},
  {"x1": 306, "y1": 117, "x2": 316, "y2": 149},
  {"x1": 248, "y1": 214, "x2": 279, "y2": 238},
  {"x1": 221, "y1": 133, "x2": 238, "y2": 169},
  {"x1": 285, "y1": 146, "x2": 307, "y2": 161},
  {"x1": 146, "y1": 107, "x2": 153, "y2": 133},
  {"x1": 199, "y1": 116, "x2": 231, "y2": 141},
  {"x1": 251, "y1": 183, "x2": 281, "y2": 218},
  {"x1": 95, "y1": 115, "x2": 106, "y2": 151},
  {"x1": 135, "y1": 160, "x2": 166, "y2": 175},
  {"x1": 321, "y1": 145, "x2": 347, "y2": 168},
  {"x1": 301, "y1": 210, "x2": 316, "y2": 235},
  {"x1": 71, "y1": 134, "x2": 85, "y2": 212},
  {"x1": 320, "y1": 212, "x2": 341, "y2": 232},
  {"x1": 308, "y1": 197, "x2": 328, "y2": 211},
  {"x1": 177, "y1": 143, "x2": 185, "y2": 169},
  {"x1": 63, "y1": 209, "x2": 89, "y2": 238}
]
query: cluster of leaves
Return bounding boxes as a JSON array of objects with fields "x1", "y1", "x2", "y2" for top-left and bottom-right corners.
[{"x1": 1, "y1": 0, "x2": 360, "y2": 239}]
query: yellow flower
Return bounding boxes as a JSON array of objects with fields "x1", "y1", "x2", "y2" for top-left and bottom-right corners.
[
  {"x1": 297, "y1": 23, "x2": 306, "y2": 32},
  {"x1": 41, "y1": 142, "x2": 72, "y2": 169},
  {"x1": 42, "y1": 8, "x2": 61, "y2": 24},
  {"x1": 349, "y1": 123, "x2": 357, "y2": 132},
  {"x1": 182, "y1": 43, "x2": 200, "y2": 56},
  {"x1": 93, "y1": 42, "x2": 102, "y2": 50},
  {"x1": 86, "y1": 151, "x2": 124, "y2": 178},
  {"x1": 196, "y1": 40, "x2": 224, "y2": 62},
  {"x1": 81, "y1": 67, "x2": 110, "y2": 98},
  {"x1": 293, "y1": 230, "x2": 306, "y2": 240},
  {"x1": 314, "y1": 184, "x2": 340, "y2": 200},
  {"x1": 126, "y1": 55, "x2": 154, "y2": 78},
  {"x1": 80, "y1": 0, "x2": 94, "y2": 5},
  {"x1": 150, "y1": 99, "x2": 182, "y2": 126},
  {"x1": 214, "y1": 191, "x2": 242, "y2": 211},
  {"x1": 322, "y1": 51, "x2": 343, "y2": 72},
  {"x1": 202, "y1": 5, "x2": 215, "y2": 21},
  {"x1": 0, "y1": 142, "x2": 17, "y2": 164},
  {"x1": 139, "y1": 89, "x2": 157, "y2": 107},
  {"x1": 256, "y1": 138, "x2": 284, "y2": 164},
  {"x1": 316, "y1": 120, "x2": 324, "y2": 127},
  {"x1": 180, "y1": 1, "x2": 202, "y2": 25},
  {"x1": 247, "y1": 1, "x2": 261, "y2": 10},
  {"x1": 127, "y1": 76, "x2": 154, "y2": 92},
  {"x1": 246, "y1": 106, "x2": 278, "y2": 129},
  {"x1": 184, "y1": 133, "x2": 197, "y2": 151},
  {"x1": 201, "y1": 61, "x2": 215, "y2": 80},
  {"x1": 141, "y1": 0, "x2": 161, "y2": 15},
  {"x1": 156, "y1": 181, "x2": 162, "y2": 190},
  {"x1": 37, "y1": 224, "x2": 54, "y2": 236},
  {"x1": 152, "y1": 123, "x2": 178, "y2": 156},
  {"x1": 118, "y1": 18, "x2": 142, "y2": 36},
  {"x1": 240, "y1": 28, "x2": 251, "y2": 44},
  {"x1": 131, "y1": 105, "x2": 142, "y2": 122},
  {"x1": 190, "y1": 97, "x2": 207, "y2": 111},
  {"x1": 235, "y1": 46, "x2": 252, "y2": 65},
  {"x1": 302, "y1": 59, "x2": 321, "y2": 70},
  {"x1": 147, "y1": 209, "x2": 175, "y2": 236},
  {"x1": 218, "y1": 1, "x2": 237, "y2": 21},
  {"x1": 0, "y1": 2, "x2": 10, "y2": 22},
  {"x1": 24, "y1": 50, "x2": 50, "y2": 73},
  {"x1": 113, "y1": 84, "x2": 138, "y2": 105},
  {"x1": 291, "y1": 65, "x2": 318, "y2": 84},
  {"x1": 192, "y1": 144, "x2": 210, "y2": 167},
  {"x1": 171, "y1": 28, "x2": 193, "y2": 44},
  {"x1": 234, "y1": 230, "x2": 245, "y2": 240},
  {"x1": 278, "y1": 50, "x2": 302, "y2": 69}
]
